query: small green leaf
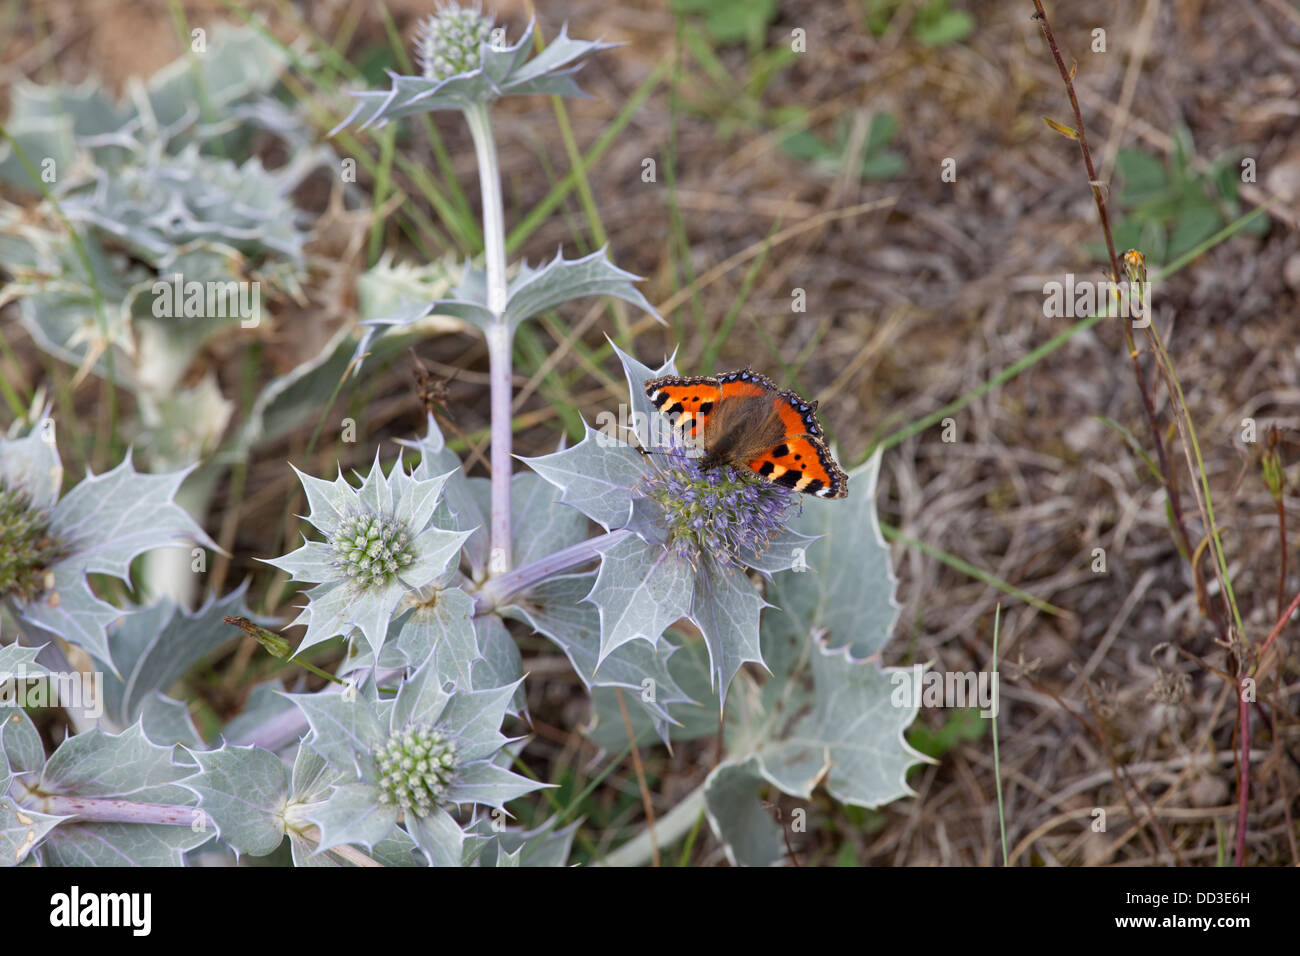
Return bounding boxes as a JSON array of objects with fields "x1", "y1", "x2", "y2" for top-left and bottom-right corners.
[
  {"x1": 914, "y1": 8, "x2": 974, "y2": 47},
  {"x1": 1115, "y1": 148, "x2": 1169, "y2": 200},
  {"x1": 860, "y1": 150, "x2": 907, "y2": 181},
  {"x1": 907, "y1": 707, "x2": 986, "y2": 759},
  {"x1": 1167, "y1": 203, "x2": 1223, "y2": 260},
  {"x1": 866, "y1": 112, "x2": 898, "y2": 153}
]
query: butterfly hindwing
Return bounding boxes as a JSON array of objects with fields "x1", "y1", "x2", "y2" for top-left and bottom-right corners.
[{"x1": 742, "y1": 388, "x2": 848, "y2": 498}]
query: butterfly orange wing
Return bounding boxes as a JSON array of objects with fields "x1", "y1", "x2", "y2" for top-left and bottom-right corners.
[
  {"x1": 737, "y1": 378, "x2": 848, "y2": 498},
  {"x1": 644, "y1": 374, "x2": 724, "y2": 438},
  {"x1": 646, "y1": 369, "x2": 849, "y2": 498}
]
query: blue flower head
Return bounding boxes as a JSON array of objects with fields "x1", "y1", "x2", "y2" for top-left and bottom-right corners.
[{"x1": 638, "y1": 435, "x2": 798, "y2": 569}]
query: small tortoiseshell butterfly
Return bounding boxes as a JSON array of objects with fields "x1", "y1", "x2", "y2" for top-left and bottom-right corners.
[{"x1": 644, "y1": 368, "x2": 849, "y2": 498}]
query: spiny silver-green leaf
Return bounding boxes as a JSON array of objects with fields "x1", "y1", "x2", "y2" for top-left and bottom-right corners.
[
  {"x1": 331, "y1": 20, "x2": 617, "y2": 131},
  {"x1": 97, "y1": 583, "x2": 267, "y2": 729},
  {"x1": 0, "y1": 642, "x2": 51, "y2": 686},
  {"x1": 41, "y1": 722, "x2": 195, "y2": 802},
  {"x1": 502, "y1": 573, "x2": 693, "y2": 733},
  {"x1": 302, "y1": 781, "x2": 398, "y2": 856},
  {"x1": 469, "y1": 816, "x2": 580, "y2": 867},
  {"x1": 770, "y1": 449, "x2": 898, "y2": 657},
  {"x1": 584, "y1": 633, "x2": 717, "y2": 751},
  {"x1": 502, "y1": 247, "x2": 660, "y2": 330},
  {"x1": 13, "y1": 448, "x2": 217, "y2": 662},
  {"x1": 689, "y1": 557, "x2": 768, "y2": 709},
  {"x1": 284, "y1": 688, "x2": 383, "y2": 778},
  {"x1": 610, "y1": 341, "x2": 678, "y2": 450},
  {"x1": 584, "y1": 533, "x2": 694, "y2": 661},
  {"x1": 137, "y1": 692, "x2": 204, "y2": 749},
  {"x1": 511, "y1": 470, "x2": 588, "y2": 567},
  {"x1": 702, "y1": 758, "x2": 784, "y2": 867},
  {"x1": 0, "y1": 789, "x2": 64, "y2": 867},
  {"x1": 0, "y1": 428, "x2": 62, "y2": 512},
  {"x1": 181, "y1": 744, "x2": 289, "y2": 857},
  {"x1": 405, "y1": 804, "x2": 464, "y2": 867},
  {"x1": 35, "y1": 722, "x2": 207, "y2": 866},
  {"x1": 0, "y1": 707, "x2": 47, "y2": 778},
  {"x1": 519, "y1": 425, "x2": 645, "y2": 531}
]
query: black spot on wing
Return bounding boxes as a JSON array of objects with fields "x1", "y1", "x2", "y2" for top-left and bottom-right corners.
[
  {"x1": 757, "y1": 461, "x2": 776, "y2": 477},
  {"x1": 775, "y1": 469, "x2": 802, "y2": 489},
  {"x1": 698, "y1": 401, "x2": 714, "y2": 416},
  {"x1": 771, "y1": 443, "x2": 789, "y2": 458}
]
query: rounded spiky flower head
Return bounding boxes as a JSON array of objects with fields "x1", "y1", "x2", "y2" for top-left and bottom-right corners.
[
  {"x1": 264, "y1": 453, "x2": 471, "y2": 657},
  {"x1": 640, "y1": 437, "x2": 797, "y2": 569},
  {"x1": 330, "y1": 509, "x2": 415, "y2": 590},
  {"x1": 0, "y1": 481, "x2": 66, "y2": 604},
  {"x1": 415, "y1": 3, "x2": 495, "y2": 82},
  {"x1": 288, "y1": 656, "x2": 546, "y2": 864},
  {"x1": 374, "y1": 723, "x2": 458, "y2": 818}
]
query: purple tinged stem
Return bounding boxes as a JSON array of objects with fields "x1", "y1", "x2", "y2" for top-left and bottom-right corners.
[
  {"x1": 463, "y1": 101, "x2": 513, "y2": 576},
  {"x1": 473, "y1": 529, "x2": 631, "y2": 614},
  {"x1": 24, "y1": 793, "x2": 212, "y2": 828}
]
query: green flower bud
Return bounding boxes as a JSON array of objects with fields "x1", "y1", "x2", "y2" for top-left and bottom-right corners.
[
  {"x1": 330, "y1": 509, "x2": 417, "y2": 591},
  {"x1": 373, "y1": 724, "x2": 457, "y2": 817},
  {"x1": 415, "y1": 4, "x2": 495, "y2": 82}
]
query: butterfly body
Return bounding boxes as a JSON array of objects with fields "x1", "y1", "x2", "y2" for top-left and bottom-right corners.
[{"x1": 645, "y1": 368, "x2": 849, "y2": 498}]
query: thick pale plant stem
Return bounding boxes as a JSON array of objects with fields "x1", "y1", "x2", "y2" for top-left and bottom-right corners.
[
  {"x1": 14, "y1": 784, "x2": 212, "y2": 828},
  {"x1": 485, "y1": 322, "x2": 514, "y2": 574},
  {"x1": 464, "y1": 101, "x2": 513, "y2": 575},
  {"x1": 473, "y1": 529, "x2": 631, "y2": 613}
]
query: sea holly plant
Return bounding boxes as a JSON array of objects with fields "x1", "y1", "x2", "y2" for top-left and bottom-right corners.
[
  {"x1": 179, "y1": 648, "x2": 546, "y2": 866},
  {"x1": 498, "y1": 347, "x2": 819, "y2": 704},
  {"x1": 0, "y1": 26, "x2": 326, "y2": 408},
  {"x1": 0, "y1": 25, "x2": 341, "y2": 607},
  {"x1": 260, "y1": 452, "x2": 470, "y2": 657},
  {"x1": 1, "y1": 3, "x2": 923, "y2": 867},
  {"x1": 332, "y1": 3, "x2": 652, "y2": 577},
  {"x1": 0, "y1": 423, "x2": 215, "y2": 663},
  {"x1": 588, "y1": 451, "x2": 927, "y2": 866}
]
